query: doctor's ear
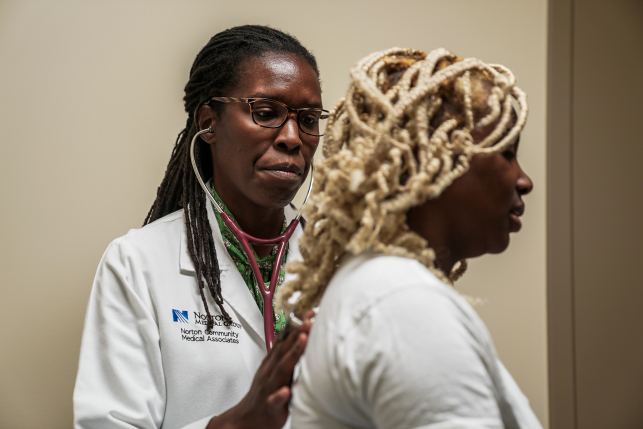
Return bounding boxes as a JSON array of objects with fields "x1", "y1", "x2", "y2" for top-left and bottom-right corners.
[{"x1": 197, "y1": 104, "x2": 218, "y2": 144}]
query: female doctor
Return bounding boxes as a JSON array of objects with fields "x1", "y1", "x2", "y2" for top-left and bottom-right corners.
[{"x1": 74, "y1": 25, "x2": 321, "y2": 429}]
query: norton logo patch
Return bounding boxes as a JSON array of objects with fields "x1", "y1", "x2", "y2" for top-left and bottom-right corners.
[{"x1": 172, "y1": 309, "x2": 188, "y2": 323}]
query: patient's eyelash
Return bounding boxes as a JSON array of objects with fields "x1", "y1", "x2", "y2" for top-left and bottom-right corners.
[{"x1": 502, "y1": 149, "x2": 516, "y2": 161}]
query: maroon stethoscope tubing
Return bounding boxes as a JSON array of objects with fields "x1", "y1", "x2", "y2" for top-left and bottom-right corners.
[
  {"x1": 218, "y1": 212, "x2": 299, "y2": 352},
  {"x1": 190, "y1": 127, "x2": 314, "y2": 353}
]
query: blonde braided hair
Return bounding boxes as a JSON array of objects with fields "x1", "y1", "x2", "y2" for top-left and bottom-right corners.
[{"x1": 278, "y1": 47, "x2": 528, "y2": 315}]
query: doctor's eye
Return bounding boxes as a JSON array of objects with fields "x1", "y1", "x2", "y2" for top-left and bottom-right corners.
[
  {"x1": 254, "y1": 107, "x2": 280, "y2": 119},
  {"x1": 299, "y1": 112, "x2": 320, "y2": 127},
  {"x1": 251, "y1": 100, "x2": 286, "y2": 126}
]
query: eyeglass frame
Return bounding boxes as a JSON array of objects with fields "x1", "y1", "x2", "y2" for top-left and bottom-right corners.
[{"x1": 206, "y1": 97, "x2": 329, "y2": 137}]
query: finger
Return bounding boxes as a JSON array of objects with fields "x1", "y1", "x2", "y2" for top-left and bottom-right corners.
[
  {"x1": 266, "y1": 386, "x2": 291, "y2": 410},
  {"x1": 300, "y1": 310, "x2": 315, "y2": 333},
  {"x1": 260, "y1": 323, "x2": 302, "y2": 375},
  {"x1": 279, "y1": 309, "x2": 315, "y2": 342},
  {"x1": 274, "y1": 320, "x2": 304, "y2": 354},
  {"x1": 302, "y1": 310, "x2": 315, "y2": 323},
  {"x1": 272, "y1": 332, "x2": 308, "y2": 383},
  {"x1": 257, "y1": 326, "x2": 299, "y2": 374}
]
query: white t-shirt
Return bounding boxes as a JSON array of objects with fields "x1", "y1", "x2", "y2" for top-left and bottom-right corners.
[{"x1": 291, "y1": 253, "x2": 543, "y2": 429}]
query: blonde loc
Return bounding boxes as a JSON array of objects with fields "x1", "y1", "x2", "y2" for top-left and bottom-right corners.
[{"x1": 278, "y1": 47, "x2": 528, "y2": 316}]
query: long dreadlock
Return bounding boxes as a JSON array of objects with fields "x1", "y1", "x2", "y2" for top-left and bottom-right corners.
[{"x1": 144, "y1": 25, "x2": 319, "y2": 330}]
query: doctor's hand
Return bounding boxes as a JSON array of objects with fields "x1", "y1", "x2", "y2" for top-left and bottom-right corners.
[{"x1": 206, "y1": 310, "x2": 315, "y2": 429}]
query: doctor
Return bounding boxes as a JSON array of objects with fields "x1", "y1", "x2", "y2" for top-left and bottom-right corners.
[{"x1": 74, "y1": 25, "x2": 322, "y2": 429}]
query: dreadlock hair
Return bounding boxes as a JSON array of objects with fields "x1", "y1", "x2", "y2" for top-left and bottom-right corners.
[
  {"x1": 144, "y1": 25, "x2": 320, "y2": 330},
  {"x1": 277, "y1": 47, "x2": 528, "y2": 316}
]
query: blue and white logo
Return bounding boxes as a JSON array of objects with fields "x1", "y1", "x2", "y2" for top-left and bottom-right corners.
[{"x1": 172, "y1": 309, "x2": 188, "y2": 323}]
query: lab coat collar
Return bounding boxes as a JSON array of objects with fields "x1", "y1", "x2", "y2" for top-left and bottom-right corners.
[{"x1": 179, "y1": 183, "x2": 300, "y2": 344}]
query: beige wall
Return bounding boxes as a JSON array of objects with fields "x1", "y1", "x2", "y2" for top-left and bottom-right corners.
[
  {"x1": 0, "y1": 1, "x2": 548, "y2": 427},
  {"x1": 548, "y1": 1, "x2": 643, "y2": 428}
]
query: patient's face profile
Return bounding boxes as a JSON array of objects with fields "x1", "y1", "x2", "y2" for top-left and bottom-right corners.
[
  {"x1": 444, "y1": 137, "x2": 532, "y2": 254},
  {"x1": 407, "y1": 116, "x2": 532, "y2": 272}
]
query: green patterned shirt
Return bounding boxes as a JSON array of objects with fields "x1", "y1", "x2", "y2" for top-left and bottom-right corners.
[{"x1": 210, "y1": 184, "x2": 287, "y2": 334}]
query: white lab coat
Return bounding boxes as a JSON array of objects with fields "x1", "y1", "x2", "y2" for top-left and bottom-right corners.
[{"x1": 73, "y1": 197, "x2": 304, "y2": 429}]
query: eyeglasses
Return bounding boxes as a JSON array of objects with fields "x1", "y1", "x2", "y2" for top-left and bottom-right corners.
[{"x1": 208, "y1": 97, "x2": 329, "y2": 137}]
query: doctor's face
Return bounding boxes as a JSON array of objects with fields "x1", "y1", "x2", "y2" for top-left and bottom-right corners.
[{"x1": 200, "y1": 53, "x2": 322, "y2": 211}]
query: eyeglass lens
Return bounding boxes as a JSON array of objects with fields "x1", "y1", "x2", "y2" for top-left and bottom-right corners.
[{"x1": 251, "y1": 100, "x2": 327, "y2": 136}]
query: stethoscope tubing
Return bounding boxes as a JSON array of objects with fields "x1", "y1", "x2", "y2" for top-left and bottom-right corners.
[{"x1": 190, "y1": 128, "x2": 314, "y2": 351}]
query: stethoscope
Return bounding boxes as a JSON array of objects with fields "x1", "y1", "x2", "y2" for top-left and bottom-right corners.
[{"x1": 190, "y1": 127, "x2": 314, "y2": 352}]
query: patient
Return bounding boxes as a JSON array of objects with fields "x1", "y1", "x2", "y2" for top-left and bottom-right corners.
[{"x1": 278, "y1": 48, "x2": 543, "y2": 428}]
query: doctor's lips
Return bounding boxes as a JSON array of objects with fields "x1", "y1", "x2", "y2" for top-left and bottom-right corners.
[
  {"x1": 261, "y1": 163, "x2": 303, "y2": 181},
  {"x1": 509, "y1": 204, "x2": 525, "y2": 232}
]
